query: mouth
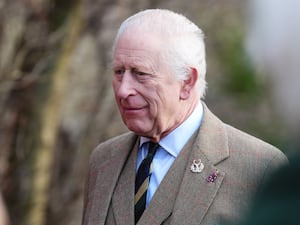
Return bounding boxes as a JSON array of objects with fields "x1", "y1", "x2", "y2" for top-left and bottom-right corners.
[{"x1": 121, "y1": 106, "x2": 147, "y2": 116}]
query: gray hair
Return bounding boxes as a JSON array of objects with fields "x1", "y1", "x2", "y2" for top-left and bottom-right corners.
[{"x1": 112, "y1": 9, "x2": 207, "y2": 98}]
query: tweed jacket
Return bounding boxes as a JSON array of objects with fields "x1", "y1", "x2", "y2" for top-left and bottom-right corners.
[{"x1": 82, "y1": 103, "x2": 288, "y2": 225}]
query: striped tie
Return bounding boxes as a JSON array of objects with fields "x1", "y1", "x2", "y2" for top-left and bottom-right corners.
[{"x1": 134, "y1": 142, "x2": 159, "y2": 224}]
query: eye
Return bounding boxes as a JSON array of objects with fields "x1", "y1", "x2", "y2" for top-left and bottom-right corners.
[
  {"x1": 134, "y1": 71, "x2": 147, "y2": 76},
  {"x1": 114, "y1": 68, "x2": 125, "y2": 75},
  {"x1": 132, "y1": 69, "x2": 149, "y2": 77}
]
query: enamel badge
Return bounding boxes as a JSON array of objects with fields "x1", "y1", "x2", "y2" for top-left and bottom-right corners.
[
  {"x1": 207, "y1": 169, "x2": 219, "y2": 183},
  {"x1": 190, "y1": 159, "x2": 204, "y2": 173}
]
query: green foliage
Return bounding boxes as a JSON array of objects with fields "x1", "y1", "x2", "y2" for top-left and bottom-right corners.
[{"x1": 217, "y1": 27, "x2": 263, "y2": 101}]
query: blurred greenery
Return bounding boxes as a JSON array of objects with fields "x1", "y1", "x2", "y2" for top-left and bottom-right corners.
[{"x1": 217, "y1": 26, "x2": 264, "y2": 101}]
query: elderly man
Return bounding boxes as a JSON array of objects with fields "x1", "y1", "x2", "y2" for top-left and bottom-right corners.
[{"x1": 82, "y1": 9, "x2": 287, "y2": 225}]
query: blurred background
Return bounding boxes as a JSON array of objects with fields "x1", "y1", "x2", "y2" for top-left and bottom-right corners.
[{"x1": 0, "y1": 0, "x2": 299, "y2": 225}]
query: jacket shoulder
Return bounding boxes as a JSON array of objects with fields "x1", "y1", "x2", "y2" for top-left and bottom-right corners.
[
  {"x1": 224, "y1": 123, "x2": 288, "y2": 174},
  {"x1": 89, "y1": 132, "x2": 137, "y2": 165},
  {"x1": 225, "y1": 124, "x2": 284, "y2": 155}
]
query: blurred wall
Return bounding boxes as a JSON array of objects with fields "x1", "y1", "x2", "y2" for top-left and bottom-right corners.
[{"x1": 246, "y1": 0, "x2": 300, "y2": 148}]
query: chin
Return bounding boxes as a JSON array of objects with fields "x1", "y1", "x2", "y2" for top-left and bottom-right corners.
[
  {"x1": 126, "y1": 124, "x2": 149, "y2": 136},
  {"x1": 128, "y1": 127, "x2": 147, "y2": 135},
  {"x1": 124, "y1": 117, "x2": 153, "y2": 133}
]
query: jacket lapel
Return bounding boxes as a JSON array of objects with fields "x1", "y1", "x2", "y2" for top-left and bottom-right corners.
[
  {"x1": 112, "y1": 139, "x2": 139, "y2": 225},
  {"x1": 170, "y1": 103, "x2": 230, "y2": 225},
  {"x1": 84, "y1": 133, "x2": 138, "y2": 225},
  {"x1": 137, "y1": 132, "x2": 198, "y2": 225}
]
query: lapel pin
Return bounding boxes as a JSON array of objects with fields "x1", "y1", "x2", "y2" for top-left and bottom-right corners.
[
  {"x1": 207, "y1": 169, "x2": 219, "y2": 183},
  {"x1": 190, "y1": 159, "x2": 204, "y2": 173}
]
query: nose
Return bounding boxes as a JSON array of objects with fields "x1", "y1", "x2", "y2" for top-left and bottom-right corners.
[{"x1": 114, "y1": 71, "x2": 137, "y2": 99}]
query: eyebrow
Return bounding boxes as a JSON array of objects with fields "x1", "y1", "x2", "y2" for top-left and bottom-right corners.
[{"x1": 112, "y1": 62, "x2": 156, "y2": 74}]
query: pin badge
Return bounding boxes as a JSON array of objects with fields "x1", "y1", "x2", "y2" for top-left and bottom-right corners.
[
  {"x1": 207, "y1": 169, "x2": 219, "y2": 183},
  {"x1": 190, "y1": 159, "x2": 204, "y2": 173}
]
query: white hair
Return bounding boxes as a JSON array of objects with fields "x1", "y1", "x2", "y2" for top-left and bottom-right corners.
[{"x1": 112, "y1": 9, "x2": 207, "y2": 98}]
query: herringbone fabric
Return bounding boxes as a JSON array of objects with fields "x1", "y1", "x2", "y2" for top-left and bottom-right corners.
[
  {"x1": 134, "y1": 142, "x2": 159, "y2": 224},
  {"x1": 82, "y1": 103, "x2": 288, "y2": 225}
]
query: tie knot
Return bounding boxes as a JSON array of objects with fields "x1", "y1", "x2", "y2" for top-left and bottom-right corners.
[{"x1": 147, "y1": 142, "x2": 159, "y2": 158}]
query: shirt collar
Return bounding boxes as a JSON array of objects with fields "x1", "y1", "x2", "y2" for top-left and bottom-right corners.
[{"x1": 140, "y1": 102, "x2": 203, "y2": 157}]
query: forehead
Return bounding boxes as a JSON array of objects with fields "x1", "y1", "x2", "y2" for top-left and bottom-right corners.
[{"x1": 113, "y1": 31, "x2": 164, "y2": 69}]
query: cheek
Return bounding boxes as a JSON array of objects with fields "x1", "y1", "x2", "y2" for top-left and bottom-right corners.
[
  {"x1": 112, "y1": 79, "x2": 119, "y2": 93},
  {"x1": 112, "y1": 81, "x2": 121, "y2": 101},
  {"x1": 155, "y1": 90, "x2": 181, "y2": 118},
  {"x1": 147, "y1": 96, "x2": 168, "y2": 123}
]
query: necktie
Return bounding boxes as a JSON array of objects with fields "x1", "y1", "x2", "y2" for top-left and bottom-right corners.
[{"x1": 134, "y1": 142, "x2": 159, "y2": 224}]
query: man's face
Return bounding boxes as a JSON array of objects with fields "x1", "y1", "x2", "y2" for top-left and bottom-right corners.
[{"x1": 112, "y1": 31, "x2": 184, "y2": 140}]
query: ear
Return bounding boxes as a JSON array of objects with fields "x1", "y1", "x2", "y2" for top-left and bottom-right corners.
[{"x1": 180, "y1": 68, "x2": 198, "y2": 100}]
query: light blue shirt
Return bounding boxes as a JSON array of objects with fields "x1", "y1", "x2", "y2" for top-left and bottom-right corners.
[{"x1": 137, "y1": 102, "x2": 204, "y2": 206}]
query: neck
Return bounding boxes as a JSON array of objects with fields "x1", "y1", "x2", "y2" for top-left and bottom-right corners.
[{"x1": 148, "y1": 99, "x2": 200, "y2": 143}]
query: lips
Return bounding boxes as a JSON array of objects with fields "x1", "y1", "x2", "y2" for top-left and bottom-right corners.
[
  {"x1": 120, "y1": 100, "x2": 147, "y2": 111},
  {"x1": 123, "y1": 105, "x2": 143, "y2": 110},
  {"x1": 123, "y1": 106, "x2": 145, "y2": 112},
  {"x1": 119, "y1": 98, "x2": 148, "y2": 116},
  {"x1": 121, "y1": 105, "x2": 147, "y2": 117}
]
